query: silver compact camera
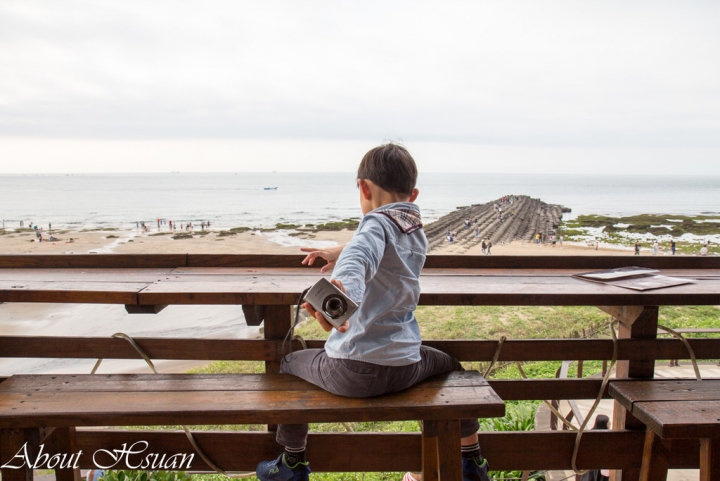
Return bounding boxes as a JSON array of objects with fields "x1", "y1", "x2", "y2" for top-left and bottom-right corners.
[{"x1": 305, "y1": 277, "x2": 359, "y2": 329}]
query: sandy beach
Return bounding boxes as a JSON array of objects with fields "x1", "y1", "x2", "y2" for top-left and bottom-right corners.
[
  {"x1": 0, "y1": 228, "x2": 356, "y2": 255},
  {"x1": 1, "y1": 225, "x2": 677, "y2": 256}
]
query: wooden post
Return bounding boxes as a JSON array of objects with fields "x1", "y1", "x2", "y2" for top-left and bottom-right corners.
[
  {"x1": 700, "y1": 438, "x2": 720, "y2": 481},
  {"x1": 263, "y1": 305, "x2": 292, "y2": 432},
  {"x1": 263, "y1": 305, "x2": 292, "y2": 375},
  {"x1": 51, "y1": 428, "x2": 81, "y2": 481},
  {"x1": 600, "y1": 306, "x2": 659, "y2": 481},
  {"x1": 0, "y1": 428, "x2": 37, "y2": 481},
  {"x1": 436, "y1": 420, "x2": 461, "y2": 481},
  {"x1": 422, "y1": 421, "x2": 440, "y2": 481},
  {"x1": 639, "y1": 429, "x2": 670, "y2": 481}
]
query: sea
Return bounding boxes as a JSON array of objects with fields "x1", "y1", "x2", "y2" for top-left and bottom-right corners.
[{"x1": 1, "y1": 173, "x2": 719, "y2": 232}]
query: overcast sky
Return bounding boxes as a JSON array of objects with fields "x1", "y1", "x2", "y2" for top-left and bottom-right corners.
[{"x1": 1, "y1": 1, "x2": 719, "y2": 173}]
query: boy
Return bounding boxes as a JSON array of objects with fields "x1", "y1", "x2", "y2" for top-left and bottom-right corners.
[{"x1": 256, "y1": 144, "x2": 489, "y2": 481}]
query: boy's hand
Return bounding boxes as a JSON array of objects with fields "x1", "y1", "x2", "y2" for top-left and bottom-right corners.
[
  {"x1": 301, "y1": 244, "x2": 346, "y2": 273},
  {"x1": 302, "y1": 279, "x2": 350, "y2": 333}
]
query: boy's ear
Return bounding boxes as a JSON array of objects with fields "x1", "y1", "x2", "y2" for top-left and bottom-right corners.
[
  {"x1": 359, "y1": 179, "x2": 372, "y2": 200},
  {"x1": 408, "y1": 188, "x2": 419, "y2": 203}
]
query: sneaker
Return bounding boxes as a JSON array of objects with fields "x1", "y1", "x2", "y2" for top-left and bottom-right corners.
[
  {"x1": 256, "y1": 453, "x2": 311, "y2": 481},
  {"x1": 462, "y1": 456, "x2": 490, "y2": 481}
]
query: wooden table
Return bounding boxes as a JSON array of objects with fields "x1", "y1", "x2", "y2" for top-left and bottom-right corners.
[
  {"x1": 1, "y1": 266, "x2": 719, "y2": 308},
  {"x1": 610, "y1": 380, "x2": 720, "y2": 481}
]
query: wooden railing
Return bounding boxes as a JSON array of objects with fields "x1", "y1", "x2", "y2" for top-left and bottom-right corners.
[{"x1": 1, "y1": 254, "x2": 719, "y2": 479}]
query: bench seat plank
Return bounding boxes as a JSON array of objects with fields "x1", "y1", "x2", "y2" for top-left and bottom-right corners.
[
  {"x1": 610, "y1": 380, "x2": 720, "y2": 413},
  {"x1": 632, "y1": 401, "x2": 720, "y2": 439},
  {"x1": 0, "y1": 372, "x2": 504, "y2": 429},
  {"x1": 0, "y1": 372, "x2": 489, "y2": 393}
]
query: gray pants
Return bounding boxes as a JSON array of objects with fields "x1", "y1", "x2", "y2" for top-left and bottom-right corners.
[{"x1": 277, "y1": 345, "x2": 481, "y2": 448}]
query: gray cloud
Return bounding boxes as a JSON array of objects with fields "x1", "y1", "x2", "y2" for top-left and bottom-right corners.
[{"x1": 1, "y1": 0, "x2": 719, "y2": 149}]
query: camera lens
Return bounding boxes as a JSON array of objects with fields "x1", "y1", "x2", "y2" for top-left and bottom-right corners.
[{"x1": 322, "y1": 295, "x2": 347, "y2": 319}]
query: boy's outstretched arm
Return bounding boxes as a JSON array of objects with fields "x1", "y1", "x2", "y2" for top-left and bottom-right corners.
[{"x1": 300, "y1": 244, "x2": 346, "y2": 273}]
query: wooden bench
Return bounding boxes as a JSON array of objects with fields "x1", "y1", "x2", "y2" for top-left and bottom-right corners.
[
  {"x1": 0, "y1": 371, "x2": 504, "y2": 481},
  {"x1": 610, "y1": 379, "x2": 720, "y2": 481}
]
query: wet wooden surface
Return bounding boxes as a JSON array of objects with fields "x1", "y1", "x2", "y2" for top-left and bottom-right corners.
[
  {"x1": 1, "y1": 266, "x2": 719, "y2": 306},
  {"x1": 0, "y1": 371, "x2": 504, "y2": 429},
  {"x1": 610, "y1": 380, "x2": 720, "y2": 439}
]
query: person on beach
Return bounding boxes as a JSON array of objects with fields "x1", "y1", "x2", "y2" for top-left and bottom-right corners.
[
  {"x1": 87, "y1": 469, "x2": 104, "y2": 481},
  {"x1": 559, "y1": 235, "x2": 563, "y2": 247},
  {"x1": 671, "y1": 240, "x2": 676, "y2": 255},
  {"x1": 653, "y1": 240, "x2": 658, "y2": 255},
  {"x1": 700, "y1": 244, "x2": 709, "y2": 256},
  {"x1": 474, "y1": 225, "x2": 479, "y2": 239},
  {"x1": 487, "y1": 240, "x2": 493, "y2": 255},
  {"x1": 256, "y1": 144, "x2": 490, "y2": 481},
  {"x1": 634, "y1": 241, "x2": 640, "y2": 255},
  {"x1": 579, "y1": 415, "x2": 610, "y2": 481},
  {"x1": 481, "y1": 239, "x2": 487, "y2": 254}
]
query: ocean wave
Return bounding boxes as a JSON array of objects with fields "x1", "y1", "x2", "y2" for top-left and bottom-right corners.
[{"x1": 263, "y1": 232, "x2": 338, "y2": 249}]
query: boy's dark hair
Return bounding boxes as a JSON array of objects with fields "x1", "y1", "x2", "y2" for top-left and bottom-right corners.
[{"x1": 357, "y1": 143, "x2": 418, "y2": 196}]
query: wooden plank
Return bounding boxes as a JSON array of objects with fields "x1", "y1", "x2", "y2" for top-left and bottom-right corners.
[
  {"x1": 0, "y1": 255, "x2": 187, "y2": 269},
  {"x1": 3, "y1": 336, "x2": 720, "y2": 364},
  {"x1": 74, "y1": 431, "x2": 420, "y2": 472},
  {"x1": 0, "y1": 268, "x2": 174, "y2": 282},
  {"x1": 70, "y1": 429, "x2": 702, "y2": 471},
  {"x1": 166, "y1": 266, "x2": 720, "y2": 279},
  {"x1": 2, "y1": 254, "x2": 719, "y2": 270},
  {"x1": 0, "y1": 386, "x2": 504, "y2": 428},
  {"x1": 0, "y1": 281, "x2": 146, "y2": 304},
  {"x1": 0, "y1": 337, "x2": 277, "y2": 361},
  {"x1": 133, "y1": 274, "x2": 720, "y2": 306},
  {"x1": 0, "y1": 372, "x2": 489, "y2": 393},
  {"x1": 422, "y1": 255, "x2": 720, "y2": 270},
  {"x1": 308, "y1": 338, "x2": 720, "y2": 363},
  {"x1": 489, "y1": 379, "x2": 611, "y2": 401},
  {"x1": 610, "y1": 380, "x2": 720, "y2": 407},
  {"x1": 187, "y1": 254, "x2": 328, "y2": 268},
  {"x1": 436, "y1": 420, "x2": 461, "y2": 481},
  {"x1": 632, "y1": 400, "x2": 720, "y2": 439},
  {"x1": 0, "y1": 374, "x2": 617, "y2": 402}
]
